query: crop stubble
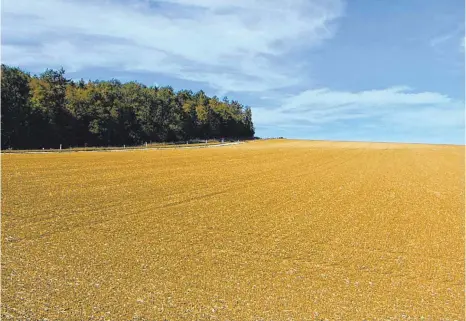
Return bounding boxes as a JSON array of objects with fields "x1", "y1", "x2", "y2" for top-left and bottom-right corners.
[{"x1": 1, "y1": 140, "x2": 465, "y2": 320}]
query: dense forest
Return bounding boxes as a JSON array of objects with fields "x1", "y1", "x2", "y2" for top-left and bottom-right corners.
[{"x1": 1, "y1": 64, "x2": 255, "y2": 149}]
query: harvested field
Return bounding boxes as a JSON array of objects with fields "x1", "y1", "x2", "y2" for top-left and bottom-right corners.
[{"x1": 1, "y1": 139, "x2": 465, "y2": 320}]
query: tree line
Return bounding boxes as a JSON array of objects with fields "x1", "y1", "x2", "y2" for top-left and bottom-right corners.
[{"x1": 1, "y1": 64, "x2": 255, "y2": 149}]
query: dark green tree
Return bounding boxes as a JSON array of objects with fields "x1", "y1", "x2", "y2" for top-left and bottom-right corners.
[{"x1": 1, "y1": 65, "x2": 31, "y2": 148}]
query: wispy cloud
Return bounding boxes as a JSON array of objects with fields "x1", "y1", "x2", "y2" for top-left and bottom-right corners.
[
  {"x1": 429, "y1": 25, "x2": 465, "y2": 55},
  {"x1": 429, "y1": 33, "x2": 455, "y2": 47},
  {"x1": 2, "y1": 0, "x2": 344, "y2": 93},
  {"x1": 282, "y1": 86, "x2": 451, "y2": 108},
  {"x1": 253, "y1": 87, "x2": 464, "y2": 136}
]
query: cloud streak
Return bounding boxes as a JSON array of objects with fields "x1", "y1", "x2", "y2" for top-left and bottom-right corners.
[{"x1": 253, "y1": 87, "x2": 464, "y2": 138}]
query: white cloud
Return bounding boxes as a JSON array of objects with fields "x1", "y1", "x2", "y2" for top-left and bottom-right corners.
[
  {"x1": 253, "y1": 87, "x2": 464, "y2": 132},
  {"x1": 2, "y1": 0, "x2": 344, "y2": 93},
  {"x1": 282, "y1": 86, "x2": 451, "y2": 109}
]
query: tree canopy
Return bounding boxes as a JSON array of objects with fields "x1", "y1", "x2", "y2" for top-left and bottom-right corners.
[{"x1": 1, "y1": 64, "x2": 255, "y2": 149}]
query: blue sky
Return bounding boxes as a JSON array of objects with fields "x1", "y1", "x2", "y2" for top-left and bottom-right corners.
[{"x1": 2, "y1": 0, "x2": 465, "y2": 144}]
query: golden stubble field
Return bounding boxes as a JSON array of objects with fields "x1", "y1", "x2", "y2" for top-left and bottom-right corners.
[{"x1": 1, "y1": 140, "x2": 465, "y2": 320}]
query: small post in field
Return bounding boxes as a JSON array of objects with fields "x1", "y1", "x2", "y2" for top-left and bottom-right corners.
[
  {"x1": 59, "y1": 144, "x2": 62, "y2": 151},
  {"x1": 145, "y1": 142, "x2": 148, "y2": 148}
]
